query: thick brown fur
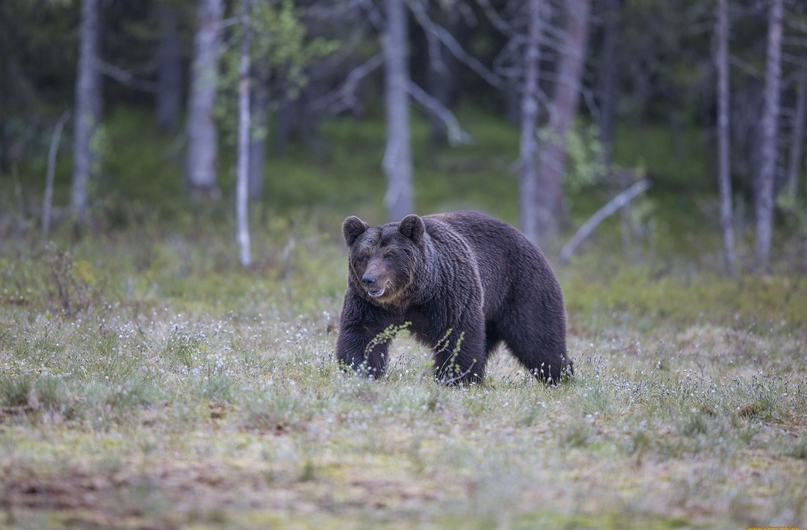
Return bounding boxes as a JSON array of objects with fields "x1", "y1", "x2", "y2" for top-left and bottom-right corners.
[{"x1": 336, "y1": 211, "x2": 571, "y2": 384}]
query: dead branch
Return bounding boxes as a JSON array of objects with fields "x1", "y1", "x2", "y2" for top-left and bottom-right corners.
[
  {"x1": 560, "y1": 178, "x2": 651, "y2": 264},
  {"x1": 476, "y1": 0, "x2": 517, "y2": 36},
  {"x1": 95, "y1": 60, "x2": 157, "y2": 92},
  {"x1": 406, "y1": 82, "x2": 473, "y2": 146},
  {"x1": 42, "y1": 110, "x2": 71, "y2": 241},
  {"x1": 311, "y1": 53, "x2": 384, "y2": 114},
  {"x1": 406, "y1": 0, "x2": 502, "y2": 88}
]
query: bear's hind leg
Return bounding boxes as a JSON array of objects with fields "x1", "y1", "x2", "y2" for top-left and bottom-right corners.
[{"x1": 498, "y1": 309, "x2": 570, "y2": 384}]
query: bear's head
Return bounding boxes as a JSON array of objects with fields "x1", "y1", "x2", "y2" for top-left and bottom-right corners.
[{"x1": 342, "y1": 214, "x2": 426, "y2": 307}]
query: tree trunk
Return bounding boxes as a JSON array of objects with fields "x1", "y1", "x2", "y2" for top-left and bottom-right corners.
[
  {"x1": 427, "y1": 10, "x2": 459, "y2": 145},
  {"x1": 382, "y1": 0, "x2": 414, "y2": 222},
  {"x1": 535, "y1": 0, "x2": 591, "y2": 243},
  {"x1": 785, "y1": 69, "x2": 806, "y2": 199},
  {"x1": 754, "y1": 0, "x2": 783, "y2": 272},
  {"x1": 249, "y1": 67, "x2": 269, "y2": 200},
  {"x1": 519, "y1": 0, "x2": 543, "y2": 245},
  {"x1": 716, "y1": 0, "x2": 736, "y2": 277},
  {"x1": 274, "y1": 92, "x2": 294, "y2": 159},
  {"x1": 71, "y1": 0, "x2": 101, "y2": 229},
  {"x1": 43, "y1": 111, "x2": 71, "y2": 241},
  {"x1": 236, "y1": 0, "x2": 252, "y2": 268},
  {"x1": 156, "y1": 0, "x2": 182, "y2": 134},
  {"x1": 597, "y1": 0, "x2": 619, "y2": 171},
  {"x1": 186, "y1": 0, "x2": 223, "y2": 199}
]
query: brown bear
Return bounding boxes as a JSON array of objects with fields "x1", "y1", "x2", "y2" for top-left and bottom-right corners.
[{"x1": 336, "y1": 210, "x2": 571, "y2": 385}]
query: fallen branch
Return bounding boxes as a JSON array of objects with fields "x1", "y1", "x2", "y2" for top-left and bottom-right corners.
[
  {"x1": 559, "y1": 178, "x2": 651, "y2": 264},
  {"x1": 42, "y1": 110, "x2": 71, "y2": 241}
]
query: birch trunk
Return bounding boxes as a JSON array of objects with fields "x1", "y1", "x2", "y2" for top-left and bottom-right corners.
[
  {"x1": 716, "y1": 0, "x2": 736, "y2": 277},
  {"x1": 754, "y1": 0, "x2": 783, "y2": 272},
  {"x1": 535, "y1": 0, "x2": 591, "y2": 243},
  {"x1": 71, "y1": 0, "x2": 101, "y2": 229},
  {"x1": 519, "y1": 0, "x2": 543, "y2": 245},
  {"x1": 382, "y1": 0, "x2": 413, "y2": 222},
  {"x1": 236, "y1": 0, "x2": 252, "y2": 268},
  {"x1": 186, "y1": 0, "x2": 223, "y2": 198}
]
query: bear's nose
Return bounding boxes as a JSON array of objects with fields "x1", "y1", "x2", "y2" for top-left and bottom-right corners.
[{"x1": 361, "y1": 273, "x2": 377, "y2": 287}]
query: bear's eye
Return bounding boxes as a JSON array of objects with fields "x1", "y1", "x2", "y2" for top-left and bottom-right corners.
[{"x1": 383, "y1": 250, "x2": 396, "y2": 260}]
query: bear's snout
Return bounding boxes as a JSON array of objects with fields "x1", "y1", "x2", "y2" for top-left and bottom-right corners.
[{"x1": 360, "y1": 270, "x2": 387, "y2": 298}]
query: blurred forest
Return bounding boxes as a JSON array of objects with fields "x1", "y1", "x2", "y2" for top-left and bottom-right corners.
[{"x1": 1, "y1": 0, "x2": 807, "y2": 275}]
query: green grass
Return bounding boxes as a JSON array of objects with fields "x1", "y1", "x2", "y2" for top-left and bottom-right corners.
[{"x1": 1, "y1": 108, "x2": 806, "y2": 528}]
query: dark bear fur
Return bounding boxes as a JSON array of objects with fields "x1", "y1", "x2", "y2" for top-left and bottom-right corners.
[{"x1": 336, "y1": 211, "x2": 571, "y2": 384}]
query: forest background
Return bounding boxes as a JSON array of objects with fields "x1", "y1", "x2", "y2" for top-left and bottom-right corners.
[{"x1": 1, "y1": 0, "x2": 807, "y2": 529}]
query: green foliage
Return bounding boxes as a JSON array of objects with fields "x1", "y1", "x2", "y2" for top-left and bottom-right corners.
[
  {"x1": 364, "y1": 322, "x2": 411, "y2": 356},
  {"x1": 563, "y1": 121, "x2": 606, "y2": 194},
  {"x1": 249, "y1": 1, "x2": 337, "y2": 93},
  {"x1": 215, "y1": 0, "x2": 337, "y2": 146}
]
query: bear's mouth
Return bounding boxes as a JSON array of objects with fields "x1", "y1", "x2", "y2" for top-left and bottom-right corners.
[{"x1": 367, "y1": 286, "x2": 386, "y2": 298}]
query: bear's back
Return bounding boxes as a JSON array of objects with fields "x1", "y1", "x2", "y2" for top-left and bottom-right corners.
[{"x1": 423, "y1": 211, "x2": 557, "y2": 318}]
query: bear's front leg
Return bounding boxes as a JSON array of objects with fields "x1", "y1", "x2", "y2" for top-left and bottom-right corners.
[
  {"x1": 428, "y1": 314, "x2": 487, "y2": 385},
  {"x1": 336, "y1": 293, "x2": 396, "y2": 378}
]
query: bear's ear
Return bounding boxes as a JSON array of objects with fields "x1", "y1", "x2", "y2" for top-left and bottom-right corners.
[
  {"x1": 342, "y1": 216, "x2": 370, "y2": 247},
  {"x1": 398, "y1": 214, "x2": 425, "y2": 242}
]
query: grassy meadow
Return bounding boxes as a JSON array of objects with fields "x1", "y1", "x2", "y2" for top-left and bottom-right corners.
[{"x1": 1, "y1": 109, "x2": 806, "y2": 529}]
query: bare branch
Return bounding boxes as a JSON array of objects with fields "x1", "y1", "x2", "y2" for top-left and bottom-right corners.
[
  {"x1": 406, "y1": 81, "x2": 473, "y2": 146},
  {"x1": 95, "y1": 60, "x2": 157, "y2": 93},
  {"x1": 475, "y1": 0, "x2": 516, "y2": 36},
  {"x1": 560, "y1": 178, "x2": 651, "y2": 264},
  {"x1": 307, "y1": 0, "x2": 371, "y2": 19},
  {"x1": 311, "y1": 53, "x2": 384, "y2": 114},
  {"x1": 406, "y1": 0, "x2": 502, "y2": 88}
]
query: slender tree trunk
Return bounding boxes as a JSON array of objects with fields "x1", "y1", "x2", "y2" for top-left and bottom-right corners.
[
  {"x1": 427, "y1": 10, "x2": 459, "y2": 145},
  {"x1": 382, "y1": 0, "x2": 413, "y2": 222},
  {"x1": 43, "y1": 111, "x2": 71, "y2": 241},
  {"x1": 186, "y1": 0, "x2": 223, "y2": 199},
  {"x1": 597, "y1": 0, "x2": 619, "y2": 171},
  {"x1": 716, "y1": 0, "x2": 736, "y2": 277},
  {"x1": 536, "y1": 0, "x2": 591, "y2": 243},
  {"x1": 754, "y1": 0, "x2": 783, "y2": 272},
  {"x1": 519, "y1": 0, "x2": 543, "y2": 244},
  {"x1": 785, "y1": 69, "x2": 806, "y2": 198},
  {"x1": 274, "y1": 92, "x2": 293, "y2": 158},
  {"x1": 71, "y1": 0, "x2": 101, "y2": 229},
  {"x1": 249, "y1": 67, "x2": 268, "y2": 200},
  {"x1": 156, "y1": 0, "x2": 182, "y2": 134},
  {"x1": 236, "y1": 0, "x2": 252, "y2": 268}
]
